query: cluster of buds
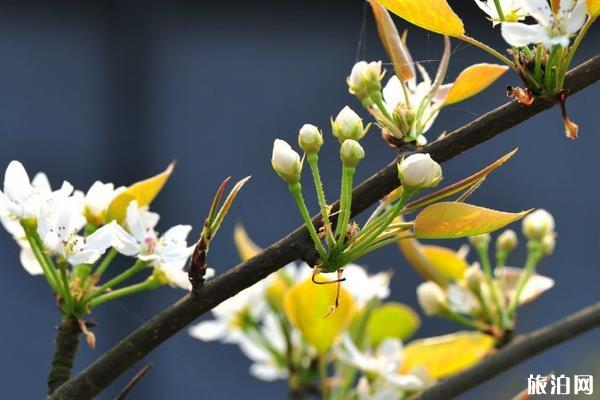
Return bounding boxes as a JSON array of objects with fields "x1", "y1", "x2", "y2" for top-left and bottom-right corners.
[{"x1": 410, "y1": 209, "x2": 557, "y2": 339}]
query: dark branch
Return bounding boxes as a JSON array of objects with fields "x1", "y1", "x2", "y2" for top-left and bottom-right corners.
[
  {"x1": 49, "y1": 56, "x2": 600, "y2": 400},
  {"x1": 113, "y1": 363, "x2": 153, "y2": 400},
  {"x1": 417, "y1": 302, "x2": 600, "y2": 400}
]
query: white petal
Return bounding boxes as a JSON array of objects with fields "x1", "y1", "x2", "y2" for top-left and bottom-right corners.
[
  {"x1": 521, "y1": 0, "x2": 552, "y2": 25},
  {"x1": 162, "y1": 224, "x2": 192, "y2": 241},
  {"x1": 20, "y1": 245, "x2": 44, "y2": 275},
  {"x1": 188, "y1": 320, "x2": 228, "y2": 341},
  {"x1": 565, "y1": 0, "x2": 587, "y2": 34},
  {"x1": 249, "y1": 363, "x2": 287, "y2": 381},
  {"x1": 162, "y1": 265, "x2": 192, "y2": 291},
  {"x1": 84, "y1": 222, "x2": 117, "y2": 252},
  {"x1": 126, "y1": 201, "x2": 148, "y2": 242},
  {"x1": 385, "y1": 374, "x2": 424, "y2": 391},
  {"x1": 69, "y1": 249, "x2": 101, "y2": 265},
  {"x1": 501, "y1": 22, "x2": 547, "y2": 47},
  {"x1": 433, "y1": 83, "x2": 453, "y2": 103},
  {"x1": 382, "y1": 76, "x2": 405, "y2": 109},
  {"x1": 31, "y1": 172, "x2": 51, "y2": 193},
  {"x1": 4, "y1": 161, "x2": 31, "y2": 204}
]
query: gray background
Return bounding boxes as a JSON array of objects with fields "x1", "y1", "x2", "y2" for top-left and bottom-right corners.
[{"x1": 0, "y1": 0, "x2": 597, "y2": 398}]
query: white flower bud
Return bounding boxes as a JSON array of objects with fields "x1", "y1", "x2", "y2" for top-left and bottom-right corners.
[
  {"x1": 496, "y1": 229, "x2": 518, "y2": 253},
  {"x1": 522, "y1": 209, "x2": 555, "y2": 241},
  {"x1": 340, "y1": 139, "x2": 365, "y2": 167},
  {"x1": 397, "y1": 153, "x2": 442, "y2": 191},
  {"x1": 417, "y1": 281, "x2": 446, "y2": 316},
  {"x1": 331, "y1": 106, "x2": 367, "y2": 143},
  {"x1": 298, "y1": 124, "x2": 323, "y2": 154},
  {"x1": 465, "y1": 263, "x2": 483, "y2": 293},
  {"x1": 347, "y1": 60, "x2": 383, "y2": 101},
  {"x1": 271, "y1": 139, "x2": 302, "y2": 184},
  {"x1": 540, "y1": 233, "x2": 556, "y2": 256},
  {"x1": 469, "y1": 233, "x2": 491, "y2": 248}
]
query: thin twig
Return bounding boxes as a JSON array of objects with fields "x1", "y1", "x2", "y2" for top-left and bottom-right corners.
[
  {"x1": 49, "y1": 56, "x2": 600, "y2": 400},
  {"x1": 417, "y1": 303, "x2": 600, "y2": 400},
  {"x1": 113, "y1": 363, "x2": 153, "y2": 400}
]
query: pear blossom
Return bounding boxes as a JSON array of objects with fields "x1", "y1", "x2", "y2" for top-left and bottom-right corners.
[
  {"x1": 83, "y1": 181, "x2": 124, "y2": 224},
  {"x1": 416, "y1": 281, "x2": 447, "y2": 316},
  {"x1": 397, "y1": 153, "x2": 443, "y2": 191},
  {"x1": 331, "y1": 106, "x2": 367, "y2": 142},
  {"x1": 340, "y1": 139, "x2": 365, "y2": 167},
  {"x1": 496, "y1": 229, "x2": 518, "y2": 253},
  {"x1": 501, "y1": 0, "x2": 587, "y2": 48},
  {"x1": 347, "y1": 60, "x2": 384, "y2": 101},
  {"x1": 497, "y1": 266, "x2": 554, "y2": 304},
  {"x1": 298, "y1": 124, "x2": 323, "y2": 154},
  {"x1": 340, "y1": 264, "x2": 391, "y2": 307},
  {"x1": 446, "y1": 284, "x2": 480, "y2": 314},
  {"x1": 522, "y1": 208, "x2": 555, "y2": 240},
  {"x1": 37, "y1": 196, "x2": 117, "y2": 265},
  {"x1": 271, "y1": 139, "x2": 302, "y2": 184},
  {"x1": 337, "y1": 335, "x2": 424, "y2": 392},
  {"x1": 475, "y1": 0, "x2": 529, "y2": 26},
  {"x1": 111, "y1": 201, "x2": 199, "y2": 290}
]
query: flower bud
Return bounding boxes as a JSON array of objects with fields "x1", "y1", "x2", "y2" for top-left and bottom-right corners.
[
  {"x1": 465, "y1": 263, "x2": 483, "y2": 294},
  {"x1": 271, "y1": 139, "x2": 302, "y2": 184},
  {"x1": 347, "y1": 61, "x2": 383, "y2": 101},
  {"x1": 391, "y1": 103, "x2": 416, "y2": 137},
  {"x1": 397, "y1": 153, "x2": 442, "y2": 191},
  {"x1": 540, "y1": 233, "x2": 556, "y2": 256},
  {"x1": 340, "y1": 139, "x2": 365, "y2": 167},
  {"x1": 469, "y1": 233, "x2": 491, "y2": 248},
  {"x1": 331, "y1": 106, "x2": 367, "y2": 143},
  {"x1": 496, "y1": 229, "x2": 518, "y2": 253},
  {"x1": 417, "y1": 281, "x2": 446, "y2": 316},
  {"x1": 522, "y1": 209, "x2": 555, "y2": 241},
  {"x1": 298, "y1": 124, "x2": 323, "y2": 154}
]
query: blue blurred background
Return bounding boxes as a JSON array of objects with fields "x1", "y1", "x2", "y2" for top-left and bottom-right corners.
[{"x1": 0, "y1": 0, "x2": 597, "y2": 398}]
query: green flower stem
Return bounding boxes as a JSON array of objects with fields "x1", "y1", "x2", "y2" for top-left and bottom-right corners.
[
  {"x1": 58, "y1": 262, "x2": 75, "y2": 314},
  {"x1": 492, "y1": 0, "x2": 505, "y2": 21},
  {"x1": 335, "y1": 165, "x2": 356, "y2": 247},
  {"x1": 474, "y1": 290, "x2": 496, "y2": 325},
  {"x1": 560, "y1": 16, "x2": 596, "y2": 89},
  {"x1": 288, "y1": 182, "x2": 328, "y2": 262},
  {"x1": 90, "y1": 277, "x2": 161, "y2": 308},
  {"x1": 370, "y1": 93, "x2": 394, "y2": 123},
  {"x1": 21, "y1": 222, "x2": 60, "y2": 293},
  {"x1": 445, "y1": 308, "x2": 487, "y2": 331},
  {"x1": 461, "y1": 35, "x2": 515, "y2": 70},
  {"x1": 94, "y1": 248, "x2": 118, "y2": 276},
  {"x1": 306, "y1": 153, "x2": 335, "y2": 247},
  {"x1": 474, "y1": 244, "x2": 509, "y2": 329},
  {"x1": 508, "y1": 241, "x2": 543, "y2": 316},
  {"x1": 84, "y1": 259, "x2": 147, "y2": 304},
  {"x1": 340, "y1": 236, "x2": 399, "y2": 265},
  {"x1": 534, "y1": 45, "x2": 543, "y2": 82},
  {"x1": 495, "y1": 249, "x2": 508, "y2": 296},
  {"x1": 544, "y1": 45, "x2": 560, "y2": 92}
]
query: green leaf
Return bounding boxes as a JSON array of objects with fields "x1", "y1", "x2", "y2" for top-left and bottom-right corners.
[
  {"x1": 367, "y1": 302, "x2": 420, "y2": 345},
  {"x1": 414, "y1": 202, "x2": 530, "y2": 239}
]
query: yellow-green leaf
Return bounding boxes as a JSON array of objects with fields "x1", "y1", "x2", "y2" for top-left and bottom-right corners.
[
  {"x1": 414, "y1": 202, "x2": 530, "y2": 239},
  {"x1": 233, "y1": 224, "x2": 262, "y2": 261},
  {"x1": 369, "y1": 0, "x2": 415, "y2": 81},
  {"x1": 421, "y1": 245, "x2": 469, "y2": 281},
  {"x1": 284, "y1": 278, "x2": 354, "y2": 355},
  {"x1": 367, "y1": 302, "x2": 420, "y2": 345},
  {"x1": 587, "y1": 0, "x2": 600, "y2": 16},
  {"x1": 106, "y1": 163, "x2": 174, "y2": 222},
  {"x1": 402, "y1": 332, "x2": 495, "y2": 378},
  {"x1": 444, "y1": 63, "x2": 509, "y2": 105},
  {"x1": 375, "y1": 0, "x2": 464, "y2": 37},
  {"x1": 397, "y1": 230, "x2": 450, "y2": 286}
]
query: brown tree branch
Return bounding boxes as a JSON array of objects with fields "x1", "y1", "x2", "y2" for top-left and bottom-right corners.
[
  {"x1": 417, "y1": 302, "x2": 600, "y2": 400},
  {"x1": 49, "y1": 56, "x2": 600, "y2": 400},
  {"x1": 113, "y1": 363, "x2": 153, "y2": 400}
]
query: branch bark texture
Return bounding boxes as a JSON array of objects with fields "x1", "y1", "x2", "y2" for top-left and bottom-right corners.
[
  {"x1": 47, "y1": 319, "x2": 80, "y2": 395},
  {"x1": 49, "y1": 56, "x2": 600, "y2": 400}
]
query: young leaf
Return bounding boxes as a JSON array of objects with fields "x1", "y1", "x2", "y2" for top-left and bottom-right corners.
[
  {"x1": 375, "y1": 0, "x2": 464, "y2": 37},
  {"x1": 414, "y1": 202, "x2": 530, "y2": 239},
  {"x1": 367, "y1": 302, "x2": 421, "y2": 345},
  {"x1": 283, "y1": 278, "x2": 354, "y2": 355},
  {"x1": 210, "y1": 176, "x2": 251, "y2": 238},
  {"x1": 421, "y1": 245, "x2": 469, "y2": 281},
  {"x1": 106, "y1": 162, "x2": 175, "y2": 222},
  {"x1": 369, "y1": 0, "x2": 415, "y2": 81},
  {"x1": 401, "y1": 332, "x2": 495, "y2": 378},
  {"x1": 397, "y1": 230, "x2": 450, "y2": 286},
  {"x1": 233, "y1": 224, "x2": 262, "y2": 261},
  {"x1": 443, "y1": 63, "x2": 509, "y2": 105}
]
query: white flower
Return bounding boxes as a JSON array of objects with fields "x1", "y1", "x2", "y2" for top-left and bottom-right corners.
[
  {"x1": 37, "y1": 196, "x2": 117, "y2": 265},
  {"x1": 397, "y1": 153, "x2": 442, "y2": 191},
  {"x1": 0, "y1": 161, "x2": 73, "y2": 235},
  {"x1": 348, "y1": 61, "x2": 384, "y2": 100},
  {"x1": 298, "y1": 124, "x2": 324, "y2": 154},
  {"x1": 340, "y1": 139, "x2": 365, "y2": 167},
  {"x1": 497, "y1": 266, "x2": 554, "y2": 304},
  {"x1": 331, "y1": 106, "x2": 367, "y2": 142},
  {"x1": 337, "y1": 335, "x2": 423, "y2": 392},
  {"x1": 188, "y1": 279, "x2": 268, "y2": 343},
  {"x1": 271, "y1": 139, "x2": 302, "y2": 184},
  {"x1": 416, "y1": 281, "x2": 447, "y2": 316},
  {"x1": 340, "y1": 264, "x2": 391, "y2": 307},
  {"x1": 475, "y1": 0, "x2": 529, "y2": 26},
  {"x1": 83, "y1": 181, "x2": 124, "y2": 224},
  {"x1": 501, "y1": 0, "x2": 587, "y2": 48},
  {"x1": 522, "y1": 208, "x2": 555, "y2": 240},
  {"x1": 111, "y1": 201, "x2": 197, "y2": 289},
  {"x1": 447, "y1": 284, "x2": 480, "y2": 314}
]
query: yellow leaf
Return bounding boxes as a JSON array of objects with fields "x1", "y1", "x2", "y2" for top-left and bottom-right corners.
[
  {"x1": 421, "y1": 245, "x2": 469, "y2": 281},
  {"x1": 375, "y1": 0, "x2": 464, "y2": 37},
  {"x1": 284, "y1": 278, "x2": 354, "y2": 355},
  {"x1": 402, "y1": 332, "x2": 495, "y2": 378},
  {"x1": 233, "y1": 224, "x2": 262, "y2": 261},
  {"x1": 444, "y1": 63, "x2": 509, "y2": 105},
  {"x1": 587, "y1": 0, "x2": 600, "y2": 16},
  {"x1": 369, "y1": 0, "x2": 415, "y2": 81},
  {"x1": 397, "y1": 231, "x2": 450, "y2": 286},
  {"x1": 367, "y1": 302, "x2": 420, "y2": 345},
  {"x1": 414, "y1": 202, "x2": 530, "y2": 239},
  {"x1": 106, "y1": 163, "x2": 175, "y2": 222}
]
